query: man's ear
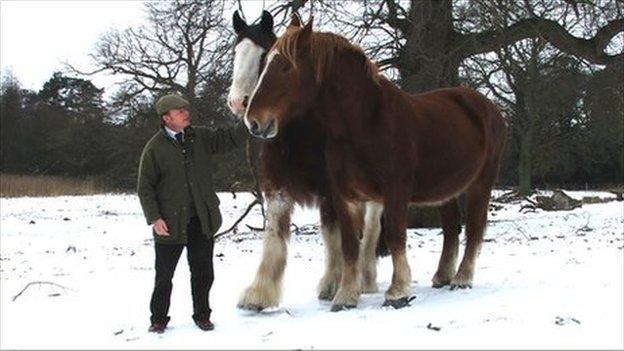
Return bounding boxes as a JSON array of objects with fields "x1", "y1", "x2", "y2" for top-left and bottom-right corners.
[
  {"x1": 233, "y1": 10, "x2": 247, "y2": 34},
  {"x1": 260, "y1": 10, "x2": 274, "y2": 31},
  {"x1": 161, "y1": 113, "x2": 171, "y2": 124},
  {"x1": 288, "y1": 12, "x2": 302, "y2": 28}
]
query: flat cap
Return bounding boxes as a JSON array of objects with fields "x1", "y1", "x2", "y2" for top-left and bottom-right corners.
[{"x1": 155, "y1": 94, "x2": 190, "y2": 116}]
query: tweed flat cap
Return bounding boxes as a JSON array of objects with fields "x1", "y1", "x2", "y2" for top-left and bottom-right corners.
[{"x1": 155, "y1": 94, "x2": 190, "y2": 115}]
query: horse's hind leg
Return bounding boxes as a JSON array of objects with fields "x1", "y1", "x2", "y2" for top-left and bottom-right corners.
[
  {"x1": 359, "y1": 201, "x2": 383, "y2": 293},
  {"x1": 432, "y1": 199, "x2": 461, "y2": 288},
  {"x1": 317, "y1": 199, "x2": 343, "y2": 301},
  {"x1": 451, "y1": 172, "x2": 496, "y2": 289},
  {"x1": 238, "y1": 191, "x2": 293, "y2": 310}
]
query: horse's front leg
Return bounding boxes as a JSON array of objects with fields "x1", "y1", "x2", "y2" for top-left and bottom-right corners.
[
  {"x1": 238, "y1": 191, "x2": 294, "y2": 311},
  {"x1": 317, "y1": 199, "x2": 343, "y2": 301},
  {"x1": 330, "y1": 200, "x2": 363, "y2": 311},
  {"x1": 382, "y1": 195, "x2": 412, "y2": 309}
]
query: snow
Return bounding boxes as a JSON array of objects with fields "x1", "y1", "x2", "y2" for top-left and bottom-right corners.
[{"x1": 1, "y1": 190, "x2": 622, "y2": 349}]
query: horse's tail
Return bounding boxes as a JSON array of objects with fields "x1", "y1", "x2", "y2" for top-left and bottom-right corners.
[{"x1": 375, "y1": 211, "x2": 390, "y2": 257}]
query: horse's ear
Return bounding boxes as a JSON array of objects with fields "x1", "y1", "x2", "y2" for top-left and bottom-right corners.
[
  {"x1": 260, "y1": 10, "x2": 273, "y2": 31},
  {"x1": 288, "y1": 12, "x2": 302, "y2": 28},
  {"x1": 303, "y1": 16, "x2": 314, "y2": 32},
  {"x1": 233, "y1": 10, "x2": 247, "y2": 34},
  {"x1": 298, "y1": 16, "x2": 313, "y2": 52}
]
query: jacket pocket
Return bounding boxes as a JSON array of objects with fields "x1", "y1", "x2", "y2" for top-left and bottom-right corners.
[{"x1": 204, "y1": 193, "x2": 222, "y2": 233}]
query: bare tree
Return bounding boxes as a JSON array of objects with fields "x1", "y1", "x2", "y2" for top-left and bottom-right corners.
[
  {"x1": 69, "y1": 0, "x2": 232, "y2": 110},
  {"x1": 466, "y1": 38, "x2": 590, "y2": 194},
  {"x1": 309, "y1": 0, "x2": 622, "y2": 94}
]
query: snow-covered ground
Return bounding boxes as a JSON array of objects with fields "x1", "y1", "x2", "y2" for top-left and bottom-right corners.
[{"x1": 1, "y1": 190, "x2": 622, "y2": 349}]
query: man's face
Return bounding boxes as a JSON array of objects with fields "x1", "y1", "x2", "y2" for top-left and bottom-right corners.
[{"x1": 162, "y1": 108, "x2": 191, "y2": 132}]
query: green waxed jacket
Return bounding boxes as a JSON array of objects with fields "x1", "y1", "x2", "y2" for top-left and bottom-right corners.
[{"x1": 137, "y1": 123, "x2": 248, "y2": 244}]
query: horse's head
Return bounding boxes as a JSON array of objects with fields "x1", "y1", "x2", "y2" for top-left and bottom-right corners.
[
  {"x1": 227, "y1": 10, "x2": 276, "y2": 118},
  {"x1": 244, "y1": 16, "x2": 317, "y2": 139}
]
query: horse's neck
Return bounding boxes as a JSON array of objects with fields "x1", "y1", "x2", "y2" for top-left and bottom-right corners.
[
  {"x1": 270, "y1": 116, "x2": 324, "y2": 149},
  {"x1": 317, "y1": 64, "x2": 383, "y2": 136}
]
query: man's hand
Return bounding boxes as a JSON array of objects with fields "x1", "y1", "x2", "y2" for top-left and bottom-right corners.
[{"x1": 152, "y1": 218, "x2": 170, "y2": 236}]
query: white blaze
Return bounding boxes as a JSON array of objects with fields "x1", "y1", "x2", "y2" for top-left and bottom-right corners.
[
  {"x1": 243, "y1": 49, "x2": 278, "y2": 130},
  {"x1": 228, "y1": 38, "x2": 265, "y2": 116}
]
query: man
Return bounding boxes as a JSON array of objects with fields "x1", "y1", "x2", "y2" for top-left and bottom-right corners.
[{"x1": 137, "y1": 94, "x2": 248, "y2": 333}]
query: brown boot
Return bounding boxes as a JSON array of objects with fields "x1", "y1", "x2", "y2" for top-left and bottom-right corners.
[
  {"x1": 148, "y1": 316, "x2": 170, "y2": 334},
  {"x1": 194, "y1": 318, "x2": 214, "y2": 331}
]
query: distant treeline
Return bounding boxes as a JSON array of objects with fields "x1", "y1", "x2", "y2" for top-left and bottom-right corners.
[
  {"x1": 0, "y1": 72, "x2": 253, "y2": 191},
  {"x1": 0, "y1": 67, "x2": 620, "y2": 194}
]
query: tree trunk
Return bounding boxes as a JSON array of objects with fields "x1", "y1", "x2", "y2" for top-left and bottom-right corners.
[
  {"x1": 400, "y1": 0, "x2": 460, "y2": 227},
  {"x1": 399, "y1": 0, "x2": 459, "y2": 94},
  {"x1": 518, "y1": 128, "x2": 533, "y2": 196}
]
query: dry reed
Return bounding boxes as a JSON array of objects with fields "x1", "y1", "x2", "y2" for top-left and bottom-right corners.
[{"x1": 0, "y1": 174, "x2": 116, "y2": 198}]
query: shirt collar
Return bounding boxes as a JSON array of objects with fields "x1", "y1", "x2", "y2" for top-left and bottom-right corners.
[{"x1": 163, "y1": 125, "x2": 182, "y2": 140}]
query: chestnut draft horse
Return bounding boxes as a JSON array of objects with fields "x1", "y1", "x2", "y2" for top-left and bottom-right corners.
[
  {"x1": 244, "y1": 19, "x2": 507, "y2": 310},
  {"x1": 228, "y1": 11, "x2": 386, "y2": 311}
]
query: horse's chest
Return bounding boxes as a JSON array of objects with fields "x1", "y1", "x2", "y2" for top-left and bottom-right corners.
[
  {"x1": 261, "y1": 139, "x2": 327, "y2": 194},
  {"x1": 325, "y1": 140, "x2": 380, "y2": 201}
]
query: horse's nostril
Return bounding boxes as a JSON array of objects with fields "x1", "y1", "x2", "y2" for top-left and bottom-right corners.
[
  {"x1": 242, "y1": 96, "x2": 249, "y2": 108},
  {"x1": 250, "y1": 120, "x2": 259, "y2": 133}
]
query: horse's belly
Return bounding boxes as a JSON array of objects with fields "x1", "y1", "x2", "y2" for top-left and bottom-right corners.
[{"x1": 411, "y1": 155, "x2": 483, "y2": 204}]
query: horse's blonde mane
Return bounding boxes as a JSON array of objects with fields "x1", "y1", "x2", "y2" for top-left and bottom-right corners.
[{"x1": 274, "y1": 28, "x2": 380, "y2": 86}]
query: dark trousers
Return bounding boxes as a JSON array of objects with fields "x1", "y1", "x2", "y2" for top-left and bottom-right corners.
[{"x1": 150, "y1": 216, "x2": 214, "y2": 323}]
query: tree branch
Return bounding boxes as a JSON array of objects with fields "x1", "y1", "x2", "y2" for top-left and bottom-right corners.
[{"x1": 460, "y1": 18, "x2": 623, "y2": 65}]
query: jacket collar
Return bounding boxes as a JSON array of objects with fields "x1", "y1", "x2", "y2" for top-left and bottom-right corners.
[
  {"x1": 159, "y1": 125, "x2": 195, "y2": 144},
  {"x1": 160, "y1": 125, "x2": 194, "y2": 139}
]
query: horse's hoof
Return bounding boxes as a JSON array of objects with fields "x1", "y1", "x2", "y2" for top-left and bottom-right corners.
[
  {"x1": 431, "y1": 281, "x2": 449, "y2": 289},
  {"x1": 450, "y1": 272, "x2": 473, "y2": 290},
  {"x1": 382, "y1": 296, "x2": 415, "y2": 309},
  {"x1": 432, "y1": 271, "x2": 453, "y2": 288},
  {"x1": 237, "y1": 302, "x2": 265, "y2": 312},
  {"x1": 318, "y1": 290, "x2": 335, "y2": 301},
  {"x1": 449, "y1": 283, "x2": 472, "y2": 290},
  {"x1": 330, "y1": 304, "x2": 356, "y2": 312},
  {"x1": 318, "y1": 282, "x2": 338, "y2": 300}
]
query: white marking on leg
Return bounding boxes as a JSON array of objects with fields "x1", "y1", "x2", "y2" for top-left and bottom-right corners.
[
  {"x1": 318, "y1": 218, "x2": 343, "y2": 300},
  {"x1": 385, "y1": 252, "x2": 412, "y2": 301},
  {"x1": 359, "y1": 201, "x2": 383, "y2": 293},
  {"x1": 332, "y1": 261, "x2": 360, "y2": 310},
  {"x1": 238, "y1": 192, "x2": 293, "y2": 309}
]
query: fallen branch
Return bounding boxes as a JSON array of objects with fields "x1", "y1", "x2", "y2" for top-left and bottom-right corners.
[
  {"x1": 246, "y1": 224, "x2": 264, "y2": 231},
  {"x1": 12, "y1": 281, "x2": 73, "y2": 301},
  {"x1": 426, "y1": 323, "x2": 441, "y2": 331},
  {"x1": 214, "y1": 198, "x2": 261, "y2": 240},
  {"x1": 522, "y1": 189, "x2": 582, "y2": 212}
]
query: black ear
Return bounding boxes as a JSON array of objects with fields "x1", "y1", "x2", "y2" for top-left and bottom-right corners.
[
  {"x1": 260, "y1": 10, "x2": 273, "y2": 31},
  {"x1": 233, "y1": 10, "x2": 247, "y2": 34}
]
